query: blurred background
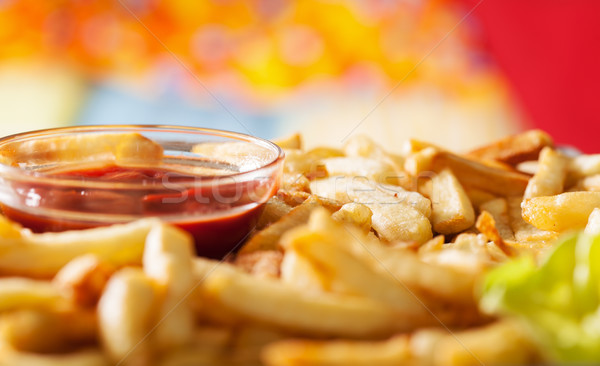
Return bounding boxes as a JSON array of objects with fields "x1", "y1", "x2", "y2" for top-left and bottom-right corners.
[{"x1": 0, "y1": 0, "x2": 598, "y2": 152}]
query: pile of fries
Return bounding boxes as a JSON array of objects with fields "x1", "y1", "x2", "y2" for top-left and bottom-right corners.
[{"x1": 1, "y1": 129, "x2": 600, "y2": 365}]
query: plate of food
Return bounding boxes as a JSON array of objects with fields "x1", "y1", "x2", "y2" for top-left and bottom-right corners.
[{"x1": 0, "y1": 126, "x2": 597, "y2": 365}]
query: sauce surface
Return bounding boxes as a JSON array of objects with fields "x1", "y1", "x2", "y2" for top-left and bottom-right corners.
[{"x1": 1, "y1": 164, "x2": 270, "y2": 258}]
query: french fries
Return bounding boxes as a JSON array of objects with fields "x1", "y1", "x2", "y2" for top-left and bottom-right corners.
[
  {"x1": 523, "y1": 147, "x2": 568, "y2": 199},
  {"x1": 0, "y1": 218, "x2": 158, "y2": 277},
  {"x1": 309, "y1": 176, "x2": 432, "y2": 243},
  {"x1": 142, "y1": 224, "x2": 195, "y2": 352},
  {"x1": 0, "y1": 129, "x2": 596, "y2": 365},
  {"x1": 197, "y1": 263, "x2": 407, "y2": 338},
  {"x1": 466, "y1": 129, "x2": 553, "y2": 165},
  {"x1": 239, "y1": 195, "x2": 342, "y2": 254}
]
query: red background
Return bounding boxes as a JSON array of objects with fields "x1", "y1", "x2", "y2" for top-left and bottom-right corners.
[{"x1": 466, "y1": 0, "x2": 600, "y2": 153}]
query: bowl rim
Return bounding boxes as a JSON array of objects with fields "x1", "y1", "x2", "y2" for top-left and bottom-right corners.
[{"x1": 0, "y1": 124, "x2": 285, "y2": 189}]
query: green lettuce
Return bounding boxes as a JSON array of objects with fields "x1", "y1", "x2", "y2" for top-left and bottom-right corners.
[{"x1": 480, "y1": 232, "x2": 600, "y2": 363}]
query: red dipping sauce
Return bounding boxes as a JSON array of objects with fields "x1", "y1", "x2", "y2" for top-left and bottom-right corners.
[{"x1": 1, "y1": 164, "x2": 277, "y2": 258}]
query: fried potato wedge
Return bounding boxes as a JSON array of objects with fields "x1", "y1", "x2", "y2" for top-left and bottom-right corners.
[
  {"x1": 524, "y1": 147, "x2": 568, "y2": 199},
  {"x1": 0, "y1": 218, "x2": 158, "y2": 277},
  {"x1": 522, "y1": 192, "x2": 600, "y2": 232},
  {"x1": 466, "y1": 129, "x2": 553, "y2": 165},
  {"x1": 430, "y1": 169, "x2": 475, "y2": 234},
  {"x1": 507, "y1": 197, "x2": 557, "y2": 243}
]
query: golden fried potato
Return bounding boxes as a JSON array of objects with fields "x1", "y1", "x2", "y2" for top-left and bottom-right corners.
[{"x1": 522, "y1": 192, "x2": 600, "y2": 232}]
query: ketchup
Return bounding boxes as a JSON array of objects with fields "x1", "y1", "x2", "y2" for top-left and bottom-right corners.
[{"x1": 1, "y1": 164, "x2": 272, "y2": 258}]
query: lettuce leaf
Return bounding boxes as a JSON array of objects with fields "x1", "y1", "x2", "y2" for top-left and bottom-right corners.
[{"x1": 480, "y1": 232, "x2": 600, "y2": 362}]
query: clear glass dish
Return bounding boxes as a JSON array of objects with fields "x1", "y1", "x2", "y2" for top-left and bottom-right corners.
[{"x1": 0, "y1": 125, "x2": 284, "y2": 258}]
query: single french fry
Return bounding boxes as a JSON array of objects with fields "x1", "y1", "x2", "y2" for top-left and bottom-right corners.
[
  {"x1": 272, "y1": 133, "x2": 302, "y2": 150},
  {"x1": 466, "y1": 129, "x2": 553, "y2": 165},
  {"x1": 143, "y1": 224, "x2": 195, "y2": 352},
  {"x1": 479, "y1": 198, "x2": 515, "y2": 241},
  {"x1": 0, "y1": 133, "x2": 163, "y2": 167},
  {"x1": 369, "y1": 202, "x2": 432, "y2": 244},
  {"x1": 507, "y1": 197, "x2": 557, "y2": 243},
  {"x1": 239, "y1": 195, "x2": 342, "y2": 254},
  {"x1": 475, "y1": 211, "x2": 513, "y2": 257},
  {"x1": 98, "y1": 267, "x2": 157, "y2": 364},
  {"x1": 585, "y1": 208, "x2": 600, "y2": 235},
  {"x1": 404, "y1": 147, "x2": 438, "y2": 176},
  {"x1": 524, "y1": 147, "x2": 568, "y2": 199},
  {"x1": 431, "y1": 169, "x2": 475, "y2": 235},
  {"x1": 433, "y1": 152, "x2": 530, "y2": 196},
  {"x1": 575, "y1": 174, "x2": 600, "y2": 191},
  {"x1": 568, "y1": 154, "x2": 600, "y2": 180},
  {"x1": 0, "y1": 218, "x2": 158, "y2": 278},
  {"x1": 522, "y1": 192, "x2": 600, "y2": 232},
  {"x1": 0, "y1": 278, "x2": 64, "y2": 312},
  {"x1": 262, "y1": 335, "x2": 411, "y2": 366}
]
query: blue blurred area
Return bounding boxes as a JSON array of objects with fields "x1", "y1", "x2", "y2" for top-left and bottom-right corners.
[{"x1": 75, "y1": 83, "x2": 283, "y2": 140}]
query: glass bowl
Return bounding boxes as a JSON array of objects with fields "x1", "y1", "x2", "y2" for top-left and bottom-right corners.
[{"x1": 0, "y1": 125, "x2": 284, "y2": 258}]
